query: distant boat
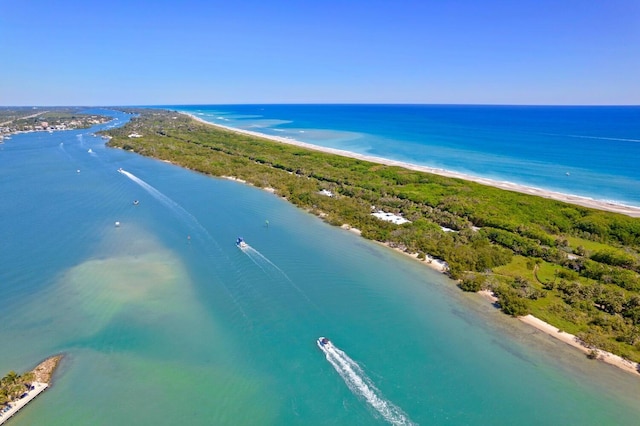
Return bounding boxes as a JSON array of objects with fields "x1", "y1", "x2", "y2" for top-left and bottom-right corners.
[
  {"x1": 236, "y1": 237, "x2": 248, "y2": 249},
  {"x1": 117, "y1": 168, "x2": 124, "y2": 173},
  {"x1": 565, "y1": 172, "x2": 570, "y2": 176},
  {"x1": 88, "y1": 148, "x2": 93, "y2": 153},
  {"x1": 317, "y1": 337, "x2": 330, "y2": 349},
  {"x1": 133, "y1": 200, "x2": 139, "y2": 205}
]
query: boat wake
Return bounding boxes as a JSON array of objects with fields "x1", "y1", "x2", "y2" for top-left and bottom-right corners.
[
  {"x1": 239, "y1": 243, "x2": 313, "y2": 303},
  {"x1": 117, "y1": 168, "x2": 250, "y2": 322},
  {"x1": 58, "y1": 142, "x2": 73, "y2": 160},
  {"x1": 318, "y1": 338, "x2": 414, "y2": 426},
  {"x1": 118, "y1": 168, "x2": 215, "y2": 242},
  {"x1": 242, "y1": 245, "x2": 290, "y2": 278}
]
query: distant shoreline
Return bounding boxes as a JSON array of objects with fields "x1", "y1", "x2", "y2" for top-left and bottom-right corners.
[{"x1": 184, "y1": 113, "x2": 640, "y2": 218}]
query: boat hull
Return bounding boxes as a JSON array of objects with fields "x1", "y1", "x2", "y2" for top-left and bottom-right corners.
[{"x1": 317, "y1": 337, "x2": 331, "y2": 350}]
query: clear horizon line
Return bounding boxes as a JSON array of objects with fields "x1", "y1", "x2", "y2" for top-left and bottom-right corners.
[{"x1": 2, "y1": 102, "x2": 640, "y2": 108}]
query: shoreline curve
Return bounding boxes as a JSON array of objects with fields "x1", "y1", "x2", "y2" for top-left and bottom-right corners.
[{"x1": 185, "y1": 112, "x2": 640, "y2": 218}]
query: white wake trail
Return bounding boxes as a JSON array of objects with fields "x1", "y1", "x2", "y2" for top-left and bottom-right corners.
[
  {"x1": 118, "y1": 168, "x2": 249, "y2": 321},
  {"x1": 240, "y1": 244, "x2": 313, "y2": 304},
  {"x1": 118, "y1": 168, "x2": 216, "y2": 243},
  {"x1": 320, "y1": 342, "x2": 414, "y2": 426},
  {"x1": 245, "y1": 246, "x2": 292, "y2": 280}
]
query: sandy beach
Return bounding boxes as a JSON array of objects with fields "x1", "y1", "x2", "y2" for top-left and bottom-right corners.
[
  {"x1": 476, "y1": 290, "x2": 640, "y2": 376},
  {"x1": 186, "y1": 113, "x2": 640, "y2": 218},
  {"x1": 519, "y1": 315, "x2": 640, "y2": 377}
]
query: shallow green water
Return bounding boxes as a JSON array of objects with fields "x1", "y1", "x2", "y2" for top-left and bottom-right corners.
[{"x1": 1, "y1": 111, "x2": 639, "y2": 425}]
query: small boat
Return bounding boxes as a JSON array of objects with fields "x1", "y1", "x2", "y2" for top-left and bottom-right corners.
[
  {"x1": 317, "y1": 337, "x2": 330, "y2": 349},
  {"x1": 117, "y1": 168, "x2": 123, "y2": 173},
  {"x1": 236, "y1": 237, "x2": 248, "y2": 249},
  {"x1": 133, "y1": 200, "x2": 139, "y2": 205}
]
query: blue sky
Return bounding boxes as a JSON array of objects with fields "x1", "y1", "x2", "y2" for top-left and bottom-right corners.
[{"x1": 1, "y1": 0, "x2": 638, "y2": 105}]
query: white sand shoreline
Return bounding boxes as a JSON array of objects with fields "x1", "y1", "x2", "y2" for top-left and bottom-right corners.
[
  {"x1": 478, "y1": 290, "x2": 640, "y2": 376},
  {"x1": 185, "y1": 112, "x2": 640, "y2": 218},
  {"x1": 519, "y1": 314, "x2": 640, "y2": 377}
]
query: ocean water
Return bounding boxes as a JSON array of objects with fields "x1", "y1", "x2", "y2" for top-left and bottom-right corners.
[
  {"x1": 1, "y1": 109, "x2": 639, "y2": 425},
  {"x1": 174, "y1": 104, "x2": 640, "y2": 207}
]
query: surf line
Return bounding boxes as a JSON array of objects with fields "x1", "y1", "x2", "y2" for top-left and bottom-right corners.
[{"x1": 318, "y1": 339, "x2": 414, "y2": 425}]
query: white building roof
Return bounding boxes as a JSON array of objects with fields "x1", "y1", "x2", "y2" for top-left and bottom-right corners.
[{"x1": 371, "y1": 211, "x2": 411, "y2": 225}]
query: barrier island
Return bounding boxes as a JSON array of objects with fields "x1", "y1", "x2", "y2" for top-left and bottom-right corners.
[{"x1": 103, "y1": 108, "x2": 640, "y2": 373}]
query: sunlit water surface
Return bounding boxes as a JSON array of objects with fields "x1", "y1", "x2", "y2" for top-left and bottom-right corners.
[{"x1": 1, "y1": 110, "x2": 639, "y2": 425}]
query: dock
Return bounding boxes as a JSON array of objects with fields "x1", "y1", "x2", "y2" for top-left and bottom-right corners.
[{"x1": 0, "y1": 382, "x2": 48, "y2": 424}]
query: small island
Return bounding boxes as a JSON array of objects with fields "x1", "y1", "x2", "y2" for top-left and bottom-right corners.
[{"x1": 0, "y1": 355, "x2": 63, "y2": 424}]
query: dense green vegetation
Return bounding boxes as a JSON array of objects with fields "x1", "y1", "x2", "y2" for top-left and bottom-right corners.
[
  {"x1": 0, "y1": 370, "x2": 35, "y2": 407},
  {"x1": 104, "y1": 108, "x2": 640, "y2": 364}
]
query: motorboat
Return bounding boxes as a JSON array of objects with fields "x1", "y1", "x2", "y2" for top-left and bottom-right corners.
[
  {"x1": 317, "y1": 337, "x2": 330, "y2": 349},
  {"x1": 236, "y1": 237, "x2": 248, "y2": 249},
  {"x1": 133, "y1": 200, "x2": 139, "y2": 205}
]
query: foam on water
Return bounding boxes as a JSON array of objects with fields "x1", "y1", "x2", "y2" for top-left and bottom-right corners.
[
  {"x1": 319, "y1": 340, "x2": 414, "y2": 425},
  {"x1": 118, "y1": 168, "x2": 218, "y2": 246},
  {"x1": 239, "y1": 243, "x2": 314, "y2": 305},
  {"x1": 567, "y1": 134, "x2": 640, "y2": 143}
]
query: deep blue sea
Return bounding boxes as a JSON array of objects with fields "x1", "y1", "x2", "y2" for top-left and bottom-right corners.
[
  {"x1": 173, "y1": 104, "x2": 640, "y2": 207},
  {"x1": 1, "y1": 107, "x2": 639, "y2": 425}
]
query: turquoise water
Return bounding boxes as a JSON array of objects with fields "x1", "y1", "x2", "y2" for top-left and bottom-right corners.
[
  {"x1": 1, "y1": 110, "x2": 639, "y2": 425},
  {"x1": 174, "y1": 104, "x2": 640, "y2": 207}
]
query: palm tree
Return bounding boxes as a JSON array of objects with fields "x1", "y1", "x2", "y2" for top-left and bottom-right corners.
[
  {"x1": 1, "y1": 370, "x2": 30, "y2": 403},
  {"x1": 0, "y1": 387, "x2": 9, "y2": 406},
  {"x1": 21, "y1": 372, "x2": 35, "y2": 385},
  {"x1": 1, "y1": 371, "x2": 18, "y2": 387}
]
